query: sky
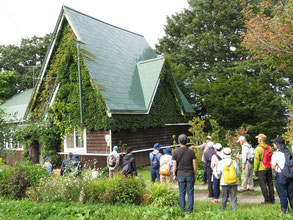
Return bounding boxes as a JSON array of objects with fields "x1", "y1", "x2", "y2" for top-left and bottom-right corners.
[{"x1": 0, "y1": 0, "x2": 189, "y2": 48}]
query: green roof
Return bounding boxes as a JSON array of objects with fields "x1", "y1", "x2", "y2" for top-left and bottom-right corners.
[
  {"x1": 28, "y1": 6, "x2": 194, "y2": 116},
  {"x1": 177, "y1": 87, "x2": 195, "y2": 113},
  {"x1": 0, "y1": 89, "x2": 33, "y2": 121}
]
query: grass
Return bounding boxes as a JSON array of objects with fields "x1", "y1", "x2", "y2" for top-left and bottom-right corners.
[{"x1": 0, "y1": 200, "x2": 292, "y2": 219}]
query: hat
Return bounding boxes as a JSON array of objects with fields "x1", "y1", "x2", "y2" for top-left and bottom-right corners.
[
  {"x1": 237, "y1": 136, "x2": 246, "y2": 142},
  {"x1": 163, "y1": 147, "x2": 172, "y2": 155},
  {"x1": 255, "y1": 134, "x2": 267, "y2": 140},
  {"x1": 223, "y1": 147, "x2": 232, "y2": 157},
  {"x1": 271, "y1": 137, "x2": 285, "y2": 144},
  {"x1": 113, "y1": 145, "x2": 119, "y2": 151},
  {"x1": 126, "y1": 147, "x2": 133, "y2": 154},
  {"x1": 207, "y1": 142, "x2": 214, "y2": 148},
  {"x1": 214, "y1": 143, "x2": 222, "y2": 150},
  {"x1": 206, "y1": 135, "x2": 212, "y2": 140},
  {"x1": 153, "y1": 143, "x2": 162, "y2": 149}
]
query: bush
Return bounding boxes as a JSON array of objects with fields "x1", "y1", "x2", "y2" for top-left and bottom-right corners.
[
  {"x1": 0, "y1": 162, "x2": 50, "y2": 200},
  {"x1": 146, "y1": 182, "x2": 178, "y2": 207},
  {"x1": 103, "y1": 175, "x2": 146, "y2": 204}
]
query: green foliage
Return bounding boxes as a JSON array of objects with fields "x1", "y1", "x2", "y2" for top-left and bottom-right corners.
[
  {"x1": 146, "y1": 182, "x2": 178, "y2": 207},
  {"x1": 16, "y1": 120, "x2": 61, "y2": 167},
  {"x1": 0, "y1": 162, "x2": 49, "y2": 200},
  {"x1": 104, "y1": 175, "x2": 145, "y2": 205},
  {"x1": 0, "y1": 34, "x2": 50, "y2": 98},
  {"x1": 188, "y1": 117, "x2": 205, "y2": 145},
  {"x1": 0, "y1": 200, "x2": 292, "y2": 219}
]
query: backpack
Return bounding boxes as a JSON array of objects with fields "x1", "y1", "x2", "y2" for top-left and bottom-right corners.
[
  {"x1": 108, "y1": 154, "x2": 116, "y2": 167},
  {"x1": 159, "y1": 161, "x2": 170, "y2": 175},
  {"x1": 122, "y1": 163, "x2": 131, "y2": 175},
  {"x1": 260, "y1": 144, "x2": 273, "y2": 168},
  {"x1": 247, "y1": 145, "x2": 255, "y2": 164},
  {"x1": 223, "y1": 160, "x2": 237, "y2": 184},
  {"x1": 151, "y1": 153, "x2": 160, "y2": 169},
  {"x1": 280, "y1": 151, "x2": 293, "y2": 179}
]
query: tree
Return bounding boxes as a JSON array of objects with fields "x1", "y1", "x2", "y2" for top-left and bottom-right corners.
[
  {"x1": 0, "y1": 34, "x2": 51, "y2": 100},
  {"x1": 242, "y1": 0, "x2": 293, "y2": 79},
  {"x1": 0, "y1": 71, "x2": 19, "y2": 103},
  {"x1": 156, "y1": 0, "x2": 287, "y2": 139}
]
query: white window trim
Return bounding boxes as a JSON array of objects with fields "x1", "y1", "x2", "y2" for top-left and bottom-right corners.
[
  {"x1": 64, "y1": 128, "x2": 87, "y2": 154},
  {"x1": 5, "y1": 138, "x2": 24, "y2": 151}
]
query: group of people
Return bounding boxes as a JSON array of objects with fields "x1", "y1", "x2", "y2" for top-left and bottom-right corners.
[
  {"x1": 148, "y1": 133, "x2": 293, "y2": 214},
  {"x1": 60, "y1": 153, "x2": 83, "y2": 176}
]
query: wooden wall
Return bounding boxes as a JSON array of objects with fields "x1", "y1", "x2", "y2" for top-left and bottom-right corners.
[
  {"x1": 86, "y1": 130, "x2": 109, "y2": 154},
  {"x1": 6, "y1": 150, "x2": 22, "y2": 165},
  {"x1": 112, "y1": 125, "x2": 190, "y2": 151}
]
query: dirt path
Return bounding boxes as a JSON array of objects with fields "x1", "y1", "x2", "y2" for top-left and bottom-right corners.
[{"x1": 171, "y1": 184, "x2": 280, "y2": 204}]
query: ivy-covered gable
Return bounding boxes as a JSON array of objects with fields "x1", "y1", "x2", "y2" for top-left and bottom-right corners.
[{"x1": 24, "y1": 6, "x2": 194, "y2": 134}]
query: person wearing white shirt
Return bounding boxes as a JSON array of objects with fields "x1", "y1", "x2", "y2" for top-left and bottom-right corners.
[
  {"x1": 217, "y1": 147, "x2": 239, "y2": 211},
  {"x1": 271, "y1": 137, "x2": 293, "y2": 215},
  {"x1": 160, "y1": 147, "x2": 173, "y2": 182},
  {"x1": 237, "y1": 136, "x2": 254, "y2": 192},
  {"x1": 210, "y1": 143, "x2": 223, "y2": 203}
]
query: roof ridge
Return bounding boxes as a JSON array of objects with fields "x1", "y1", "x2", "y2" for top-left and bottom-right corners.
[
  {"x1": 62, "y1": 5, "x2": 145, "y2": 38},
  {"x1": 138, "y1": 56, "x2": 164, "y2": 64}
]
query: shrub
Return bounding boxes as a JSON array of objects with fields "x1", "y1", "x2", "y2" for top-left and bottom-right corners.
[
  {"x1": 146, "y1": 182, "x2": 178, "y2": 207},
  {"x1": 103, "y1": 175, "x2": 145, "y2": 204}
]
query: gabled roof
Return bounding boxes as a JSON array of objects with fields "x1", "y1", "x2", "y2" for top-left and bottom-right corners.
[
  {"x1": 28, "y1": 5, "x2": 194, "y2": 116},
  {"x1": 0, "y1": 89, "x2": 33, "y2": 122}
]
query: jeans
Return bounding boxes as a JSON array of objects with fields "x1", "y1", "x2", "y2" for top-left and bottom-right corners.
[
  {"x1": 177, "y1": 176, "x2": 195, "y2": 213},
  {"x1": 258, "y1": 169, "x2": 275, "y2": 203},
  {"x1": 151, "y1": 168, "x2": 160, "y2": 182},
  {"x1": 275, "y1": 173, "x2": 293, "y2": 213},
  {"x1": 213, "y1": 174, "x2": 220, "y2": 199},
  {"x1": 222, "y1": 185, "x2": 237, "y2": 210}
]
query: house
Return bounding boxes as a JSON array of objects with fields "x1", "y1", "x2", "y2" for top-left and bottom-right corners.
[{"x1": 1, "y1": 6, "x2": 195, "y2": 167}]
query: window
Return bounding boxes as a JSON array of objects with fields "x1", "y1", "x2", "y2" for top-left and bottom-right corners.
[
  {"x1": 64, "y1": 128, "x2": 86, "y2": 154},
  {"x1": 5, "y1": 138, "x2": 23, "y2": 151}
]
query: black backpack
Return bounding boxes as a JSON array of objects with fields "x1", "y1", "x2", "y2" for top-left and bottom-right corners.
[
  {"x1": 280, "y1": 151, "x2": 293, "y2": 179},
  {"x1": 151, "y1": 153, "x2": 160, "y2": 169}
]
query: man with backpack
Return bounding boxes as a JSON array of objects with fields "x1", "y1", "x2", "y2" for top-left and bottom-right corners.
[
  {"x1": 107, "y1": 145, "x2": 120, "y2": 178},
  {"x1": 122, "y1": 147, "x2": 137, "y2": 176},
  {"x1": 150, "y1": 143, "x2": 162, "y2": 182},
  {"x1": 237, "y1": 136, "x2": 255, "y2": 192},
  {"x1": 217, "y1": 147, "x2": 239, "y2": 211},
  {"x1": 204, "y1": 142, "x2": 216, "y2": 199},
  {"x1": 254, "y1": 134, "x2": 275, "y2": 204}
]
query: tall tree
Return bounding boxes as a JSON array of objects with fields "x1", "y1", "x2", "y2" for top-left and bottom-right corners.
[
  {"x1": 0, "y1": 34, "x2": 51, "y2": 100},
  {"x1": 156, "y1": 0, "x2": 287, "y2": 138}
]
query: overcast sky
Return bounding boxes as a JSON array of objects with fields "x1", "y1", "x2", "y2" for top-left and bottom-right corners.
[{"x1": 0, "y1": 0, "x2": 189, "y2": 48}]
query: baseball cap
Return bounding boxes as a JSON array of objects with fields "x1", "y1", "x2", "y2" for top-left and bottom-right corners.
[
  {"x1": 113, "y1": 146, "x2": 119, "y2": 151},
  {"x1": 255, "y1": 134, "x2": 267, "y2": 140},
  {"x1": 271, "y1": 137, "x2": 285, "y2": 144},
  {"x1": 237, "y1": 136, "x2": 246, "y2": 142},
  {"x1": 153, "y1": 143, "x2": 162, "y2": 149}
]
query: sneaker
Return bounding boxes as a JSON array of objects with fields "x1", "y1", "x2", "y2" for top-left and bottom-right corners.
[
  {"x1": 201, "y1": 182, "x2": 207, "y2": 185},
  {"x1": 227, "y1": 199, "x2": 231, "y2": 202},
  {"x1": 212, "y1": 199, "x2": 218, "y2": 203}
]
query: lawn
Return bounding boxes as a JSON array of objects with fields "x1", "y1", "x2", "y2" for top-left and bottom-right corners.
[{"x1": 0, "y1": 200, "x2": 291, "y2": 220}]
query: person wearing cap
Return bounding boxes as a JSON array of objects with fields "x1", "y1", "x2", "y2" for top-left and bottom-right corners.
[
  {"x1": 159, "y1": 147, "x2": 173, "y2": 183},
  {"x1": 237, "y1": 136, "x2": 254, "y2": 192},
  {"x1": 204, "y1": 142, "x2": 217, "y2": 199},
  {"x1": 150, "y1": 143, "x2": 162, "y2": 182},
  {"x1": 107, "y1": 145, "x2": 120, "y2": 178},
  {"x1": 190, "y1": 135, "x2": 213, "y2": 185},
  {"x1": 254, "y1": 134, "x2": 275, "y2": 204},
  {"x1": 217, "y1": 147, "x2": 239, "y2": 211},
  {"x1": 271, "y1": 137, "x2": 293, "y2": 214},
  {"x1": 172, "y1": 134, "x2": 197, "y2": 213},
  {"x1": 60, "y1": 152, "x2": 74, "y2": 176},
  {"x1": 210, "y1": 143, "x2": 223, "y2": 203}
]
